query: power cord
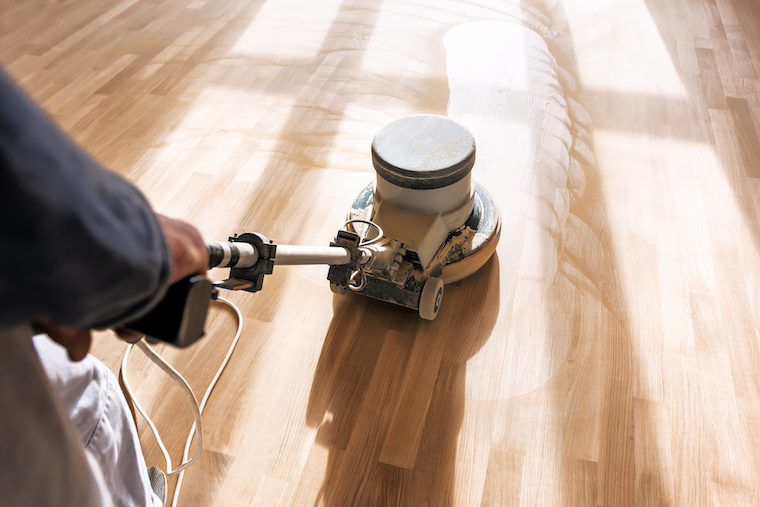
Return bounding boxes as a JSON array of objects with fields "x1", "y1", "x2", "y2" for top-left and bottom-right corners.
[{"x1": 120, "y1": 296, "x2": 243, "y2": 507}]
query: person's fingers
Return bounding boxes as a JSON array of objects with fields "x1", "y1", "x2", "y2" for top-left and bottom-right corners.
[
  {"x1": 114, "y1": 327, "x2": 143, "y2": 343},
  {"x1": 65, "y1": 330, "x2": 92, "y2": 361},
  {"x1": 34, "y1": 319, "x2": 92, "y2": 362},
  {"x1": 157, "y1": 215, "x2": 208, "y2": 283}
]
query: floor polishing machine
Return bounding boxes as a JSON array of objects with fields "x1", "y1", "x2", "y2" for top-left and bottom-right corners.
[{"x1": 127, "y1": 115, "x2": 501, "y2": 347}]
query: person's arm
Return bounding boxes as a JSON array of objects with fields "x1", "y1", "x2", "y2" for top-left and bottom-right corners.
[{"x1": 0, "y1": 69, "x2": 201, "y2": 335}]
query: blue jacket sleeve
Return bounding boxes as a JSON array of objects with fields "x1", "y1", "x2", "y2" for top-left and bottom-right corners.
[{"x1": 0, "y1": 69, "x2": 172, "y2": 329}]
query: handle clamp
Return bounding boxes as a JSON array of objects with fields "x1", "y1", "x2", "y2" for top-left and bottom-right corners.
[{"x1": 216, "y1": 233, "x2": 276, "y2": 292}]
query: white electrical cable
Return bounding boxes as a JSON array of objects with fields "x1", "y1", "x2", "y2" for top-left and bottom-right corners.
[
  {"x1": 171, "y1": 297, "x2": 242, "y2": 507},
  {"x1": 121, "y1": 340, "x2": 202, "y2": 475},
  {"x1": 120, "y1": 296, "x2": 244, "y2": 507}
]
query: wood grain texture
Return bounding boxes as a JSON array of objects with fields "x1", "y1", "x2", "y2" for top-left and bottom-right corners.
[{"x1": 4, "y1": 0, "x2": 760, "y2": 505}]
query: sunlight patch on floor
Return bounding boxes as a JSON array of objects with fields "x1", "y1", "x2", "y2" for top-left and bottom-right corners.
[{"x1": 565, "y1": 0, "x2": 688, "y2": 97}]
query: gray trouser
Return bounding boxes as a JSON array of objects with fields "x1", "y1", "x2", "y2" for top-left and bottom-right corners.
[
  {"x1": 0, "y1": 325, "x2": 159, "y2": 506},
  {"x1": 0, "y1": 325, "x2": 108, "y2": 505}
]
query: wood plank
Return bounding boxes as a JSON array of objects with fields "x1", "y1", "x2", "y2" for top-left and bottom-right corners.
[
  {"x1": 4, "y1": 0, "x2": 760, "y2": 504},
  {"x1": 727, "y1": 96, "x2": 760, "y2": 178}
]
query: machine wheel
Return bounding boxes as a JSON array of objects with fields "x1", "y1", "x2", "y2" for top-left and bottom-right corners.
[
  {"x1": 419, "y1": 277, "x2": 444, "y2": 320},
  {"x1": 330, "y1": 282, "x2": 348, "y2": 295}
]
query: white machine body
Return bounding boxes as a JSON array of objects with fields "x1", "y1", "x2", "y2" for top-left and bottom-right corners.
[{"x1": 372, "y1": 174, "x2": 474, "y2": 270}]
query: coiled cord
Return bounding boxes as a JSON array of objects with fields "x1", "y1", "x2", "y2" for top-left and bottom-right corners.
[{"x1": 120, "y1": 296, "x2": 243, "y2": 507}]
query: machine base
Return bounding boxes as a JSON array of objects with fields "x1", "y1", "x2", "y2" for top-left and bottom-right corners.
[{"x1": 341, "y1": 182, "x2": 501, "y2": 319}]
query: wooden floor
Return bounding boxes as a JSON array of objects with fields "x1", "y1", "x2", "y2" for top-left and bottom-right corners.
[{"x1": 4, "y1": 0, "x2": 760, "y2": 505}]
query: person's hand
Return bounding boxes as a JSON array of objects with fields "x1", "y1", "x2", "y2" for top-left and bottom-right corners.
[
  {"x1": 156, "y1": 214, "x2": 208, "y2": 283},
  {"x1": 39, "y1": 215, "x2": 207, "y2": 360},
  {"x1": 34, "y1": 319, "x2": 92, "y2": 362},
  {"x1": 113, "y1": 215, "x2": 208, "y2": 346},
  {"x1": 113, "y1": 215, "x2": 208, "y2": 345}
]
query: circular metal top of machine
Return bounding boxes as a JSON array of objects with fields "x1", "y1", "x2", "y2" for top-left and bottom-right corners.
[{"x1": 371, "y1": 114, "x2": 476, "y2": 190}]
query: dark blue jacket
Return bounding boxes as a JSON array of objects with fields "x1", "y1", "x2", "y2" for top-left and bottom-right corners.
[{"x1": 0, "y1": 70, "x2": 171, "y2": 329}]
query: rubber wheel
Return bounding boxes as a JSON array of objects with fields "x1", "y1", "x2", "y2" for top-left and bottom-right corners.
[{"x1": 419, "y1": 277, "x2": 444, "y2": 320}]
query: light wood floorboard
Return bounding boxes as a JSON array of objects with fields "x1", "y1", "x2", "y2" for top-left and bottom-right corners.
[{"x1": 4, "y1": 0, "x2": 760, "y2": 505}]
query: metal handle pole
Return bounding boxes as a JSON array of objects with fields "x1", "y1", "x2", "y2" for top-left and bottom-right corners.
[
  {"x1": 207, "y1": 241, "x2": 350, "y2": 268},
  {"x1": 274, "y1": 245, "x2": 351, "y2": 265},
  {"x1": 206, "y1": 241, "x2": 259, "y2": 268}
]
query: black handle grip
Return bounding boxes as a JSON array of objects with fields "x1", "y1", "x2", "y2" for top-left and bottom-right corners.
[{"x1": 125, "y1": 275, "x2": 217, "y2": 348}]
